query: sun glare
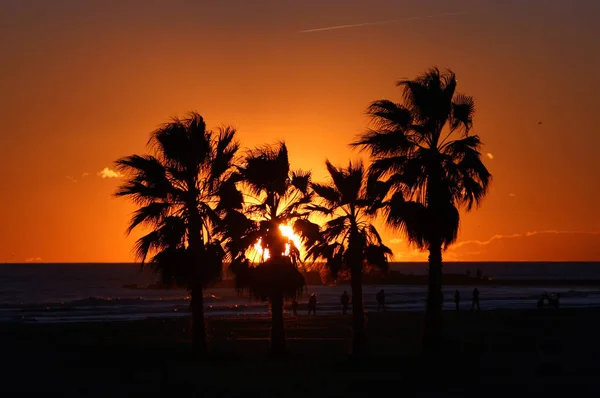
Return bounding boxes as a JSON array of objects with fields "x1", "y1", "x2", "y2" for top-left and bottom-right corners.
[
  {"x1": 279, "y1": 225, "x2": 302, "y2": 253},
  {"x1": 253, "y1": 224, "x2": 302, "y2": 261}
]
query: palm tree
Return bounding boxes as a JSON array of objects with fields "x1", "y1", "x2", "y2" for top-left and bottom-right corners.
[
  {"x1": 223, "y1": 142, "x2": 310, "y2": 355},
  {"x1": 352, "y1": 68, "x2": 491, "y2": 351},
  {"x1": 115, "y1": 112, "x2": 241, "y2": 357},
  {"x1": 295, "y1": 160, "x2": 392, "y2": 358}
]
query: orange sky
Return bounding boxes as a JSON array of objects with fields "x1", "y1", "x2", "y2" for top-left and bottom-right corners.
[{"x1": 1, "y1": 0, "x2": 599, "y2": 263}]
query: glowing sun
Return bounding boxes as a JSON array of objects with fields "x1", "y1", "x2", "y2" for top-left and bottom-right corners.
[{"x1": 253, "y1": 224, "x2": 302, "y2": 260}]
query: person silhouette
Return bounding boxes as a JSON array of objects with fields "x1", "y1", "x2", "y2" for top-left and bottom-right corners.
[
  {"x1": 341, "y1": 291, "x2": 350, "y2": 315},
  {"x1": 547, "y1": 292, "x2": 560, "y2": 308},
  {"x1": 537, "y1": 294, "x2": 545, "y2": 309},
  {"x1": 376, "y1": 289, "x2": 386, "y2": 312},
  {"x1": 308, "y1": 293, "x2": 317, "y2": 315},
  {"x1": 471, "y1": 288, "x2": 481, "y2": 311},
  {"x1": 291, "y1": 299, "x2": 298, "y2": 316},
  {"x1": 454, "y1": 290, "x2": 460, "y2": 312}
]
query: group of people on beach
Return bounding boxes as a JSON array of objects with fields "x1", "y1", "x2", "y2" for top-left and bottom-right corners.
[
  {"x1": 289, "y1": 289, "x2": 388, "y2": 316},
  {"x1": 290, "y1": 286, "x2": 563, "y2": 315},
  {"x1": 453, "y1": 288, "x2": 481, "y2": 312},
  {"x1": 290, "y1": 293, "x2": 318, "y2": 316},
  {"x1": 290, "y1": 288, "x2": 486, "y2": 315}
]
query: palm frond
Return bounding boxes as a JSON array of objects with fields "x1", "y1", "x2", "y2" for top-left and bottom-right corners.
[
  {"x1": 115, "y1": 155, "x2": 176, "y2": 204},
  {"x1": 385, "y1": 192, "x2": 429, "y2": 249},
  {"x1": 133, "y1": 230, "x2": 161, "y2": 265},
  {"x1": 365, "y1": 175, "x2": 391, "y2": 207},
  {"x1": 364, "y1": 244, "x2": 392, "y2": 271},
  {"x1": 438, "y1": 204, "x2": 460, "y2": 249},
  {"x1": 364, "y1": 100, "x2": 412, "y2": 131},
  {"x1": 201, "y1": 241, "x2": 226, "y2": 284},
  {"x1": 365, "y1": 224, "x2": 385, "y2": 246},
  {"x1": 115, "y1": 154, "x2": 165, "y2": 176},
  {"x1": 115, "y1": 181, "x2": 168, "y2": 205},
  {"x1": 305, "y1": 242, "x2": 344, "y2": 279},
  {"x1": 290, "y1": 170, "x2": 311, "y2": 194},
  {"x1": 322, "y1": 215, "x2": 349, "y2": 242},
  {"x1": 216, "y1": 177, "x2": 244, "y2": 211},
  {"x1": 450, "y1": 94, "x2": 475, "y2": 133},
  {"x1": 126, "y1": 202, "x2": 172, "y2": 235},
  {"x1": 351, "y1": 128, "x2": 412, "y2": 157},
  {"x1": 293, "y1": 219, "x2": 322, "y2": 248},
  {"x1": 210, "y1": 126, "x2": 239, "y2": 180},
  {"x1": 305, "y1": 204, "x2": 334, "y2": 216},
  {"x1": 147, "y1": 247, "x2": 192, "y2": 287},
  {"x1": 311, "y1": 182, "x2": 341, "y2": 206},
  {"x1": 240, "y1": 142, "x2": 290, "y2": 197}
]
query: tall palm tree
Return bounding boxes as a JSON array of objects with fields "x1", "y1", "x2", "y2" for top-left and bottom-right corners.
[
  {"x1": 223, "y1": 142, "x2": 310, "y2": 356},
  {"x1": 352, "y1": 68, "x2": 491, "y2": 351},
  {"x1": 115, "y1": 112, "x2": 241, "y2": 357},
  {"x1": 295, "y1": 160, "x2": 392, "y2": 358}
]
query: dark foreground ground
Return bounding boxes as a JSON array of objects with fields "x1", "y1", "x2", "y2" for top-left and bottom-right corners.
[{"x1": 2, "y1": 308, "x2": 600, "y2": 396}]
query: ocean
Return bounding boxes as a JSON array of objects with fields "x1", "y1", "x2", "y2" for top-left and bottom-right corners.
[{"x1": 1, "y1": 262, "x2": 600, "y2": 323}]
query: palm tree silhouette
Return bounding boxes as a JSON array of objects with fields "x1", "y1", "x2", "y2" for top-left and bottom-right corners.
[
  {"x1": 353, "y1": 68, "x2": 491, "y2": 350},
  {"x1": 295, "y1": 160, "x2": 392, "y2": 358},
  {"x1": 115, "y1": 112, "x2": 241, "y2": 358},
  {"x1": 224, "y1": 142, "x2": 309, "y2": 356}
]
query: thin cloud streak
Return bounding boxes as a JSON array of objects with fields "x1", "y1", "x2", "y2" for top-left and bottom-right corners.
[
  {"x1": 453, "y1": 230, "x2": 600, "y2": 249},
  {"x1": 300, "y1": 11, "x2": 468, "y2": 33}
]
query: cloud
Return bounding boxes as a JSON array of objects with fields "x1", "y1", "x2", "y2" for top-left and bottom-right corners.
[
  {"x1": 486, "y1": 153, "x2": 494, "y2": 159},
  {"x1": 66, "y1": 176, "x2": 78, "y2": 183},
  {"x1": 25, "y1": 257, "x2": 43, "y2": 262},
  {"x1": 389, "y1": 238, "x2": 403, "y2": 244},
  {"x1": 453, "y1": 230, "x2": 600, "y2": 250},
  {"x1": 300, "y1": 11, "x2": 468, "y2": 33},
  {"x1": 509, "y1": 193, "x2": 516, "y2": 197},
  {"x1": 392, "y1": 249, "x2": 427, "y2": 261},
  {"x1": 82, "y1": 172, "x2": 90, "y2": 177},
  {"x1": 98, "y1": 167, "x2": 123, "y2": 179}
]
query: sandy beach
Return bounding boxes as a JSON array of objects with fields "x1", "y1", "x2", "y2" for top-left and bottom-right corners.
[{"x1": 2, "y1": 308, "x2": 600, "y2": 395}]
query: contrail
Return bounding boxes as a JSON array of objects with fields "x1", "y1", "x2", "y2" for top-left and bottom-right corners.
[{"x1": 300, "y1": 11, "x2": 468, "y2": 33}]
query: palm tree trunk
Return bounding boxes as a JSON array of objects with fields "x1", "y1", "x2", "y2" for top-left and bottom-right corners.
[
  {"x1": 423, "y1": 241, "x2": 443, "y2": 353},
  {"x1": 191, "y1": 284, "x2": 208, "y2": 358},
  {"x1": 185, "y1": 194, "x2": 209, "y2": 358},
  {"x1": 350, "y1": 264, "x2": 367, "y2": 358},
  {"x1": 270, "y1": 292, "x2": 286, "y2": 356}
]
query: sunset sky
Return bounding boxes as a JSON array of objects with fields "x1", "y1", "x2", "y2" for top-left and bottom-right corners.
[{"x1": 1, "y1": 0, "x2": 599, "y2": 263}]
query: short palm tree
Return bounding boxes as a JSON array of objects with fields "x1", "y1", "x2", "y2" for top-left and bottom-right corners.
[
  {"x1": 295, "y1": 160, "x2": 392, "y2": 358},
  {"x1": 115, "y1": 112, "x2": 241, "y2": 357},
  {"x1": 224, "y1": 142, "x2": 310, "y2": 355},
  {"x1": 352, "y1": 68, "x2": 491, "y2": 350}
]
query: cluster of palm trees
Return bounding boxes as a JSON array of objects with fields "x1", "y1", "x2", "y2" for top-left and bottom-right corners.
[{"x1": 115, "y1": 68, "x2": 491, "y2": 358}]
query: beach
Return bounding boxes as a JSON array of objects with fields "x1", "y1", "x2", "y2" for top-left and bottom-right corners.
[
  {"x1": 2, "y1": 308, "x2": 600, "y2": 395},
  {"x1": 4, "y1": 263, "x2": 600, "y2": 323}
]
